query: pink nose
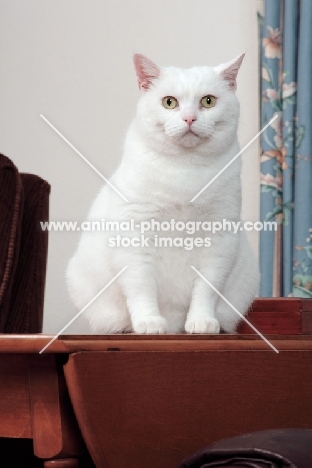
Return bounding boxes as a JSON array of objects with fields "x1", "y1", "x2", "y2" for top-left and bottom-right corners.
[{"x1": 183, "y1": 116, "x2": 197, "y2": 127}]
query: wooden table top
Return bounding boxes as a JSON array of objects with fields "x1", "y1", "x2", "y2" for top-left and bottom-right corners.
[{"x1": 0, "y1": 334, "x2": 312, "y2": 353}]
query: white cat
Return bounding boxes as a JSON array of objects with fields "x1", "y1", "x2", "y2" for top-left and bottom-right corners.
[{"x1": 66, "y1": 53, "x2": 259, "y2": 334}]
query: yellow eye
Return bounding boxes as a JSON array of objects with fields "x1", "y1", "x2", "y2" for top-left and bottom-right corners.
[
  {"x1": 201, "y1": 95, "x2": 216, "y2": 108},
  {"x1": 162, "y1": 96, "x2": 178, "y2": 109}
]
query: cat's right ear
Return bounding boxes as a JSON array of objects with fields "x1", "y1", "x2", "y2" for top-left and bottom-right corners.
[{"x1": 133, "y1": 54, "x2": 160, "y2": 91}]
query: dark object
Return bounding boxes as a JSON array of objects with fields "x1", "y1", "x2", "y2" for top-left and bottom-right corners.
[
  {"x1": 0, "y1": 438, "x2": 43, "y2": 467},
  {"x1": 179, "y1": 429, "x2": 312, "y2": 468},
  {"x1": 0, "y1": 154, "x2": 50, "y2": 332}
]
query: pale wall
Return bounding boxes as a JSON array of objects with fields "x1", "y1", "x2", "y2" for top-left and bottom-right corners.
[{"x1": 0, "y1": 0, "x2": 260, "y2": 333}]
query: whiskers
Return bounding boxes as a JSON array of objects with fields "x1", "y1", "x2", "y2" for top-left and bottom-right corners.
[{"x1": 165, "y1": 118, "x2": 215, "y2": 142}]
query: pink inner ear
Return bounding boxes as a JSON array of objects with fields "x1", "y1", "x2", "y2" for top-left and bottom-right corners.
[
  {"x1": 133, "y1": 54, "x2": 160, "y2": 91},
  {"x1": 219, "y1": 53, "x2": 245, "y2": 89}
]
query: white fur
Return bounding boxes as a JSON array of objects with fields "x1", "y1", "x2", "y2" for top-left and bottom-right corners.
[{"x1": 66, "y1": 55, "x2": 259, "y2": 334}]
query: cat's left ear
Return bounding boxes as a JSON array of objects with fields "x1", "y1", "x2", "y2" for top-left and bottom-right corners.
[
  {"x1": 215, "y1": 53, "x2": 245, "y2": 91},
  {"x1": 133, "y1": 54, "x2": 160, "y2": 91}
]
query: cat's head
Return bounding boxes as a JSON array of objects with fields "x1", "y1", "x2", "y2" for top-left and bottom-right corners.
[{"x1": 133, "y1": 54, "x2": 244, "y2": 154}]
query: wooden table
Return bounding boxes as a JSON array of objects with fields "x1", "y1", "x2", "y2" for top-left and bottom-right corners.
[
  {"x1": 0, "y1": 298, "x2": 312, "y2": 467},
  {"x1": 0, "y1": 337, "x2": 84, "y2": 467},
  {"x1": 0, "y1": 333, "x2": 312, "y2": 468}
]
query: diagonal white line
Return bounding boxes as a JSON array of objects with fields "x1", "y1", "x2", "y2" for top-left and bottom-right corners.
[
  {"x1": 190, "y1": 115, "x2": 278, "y2": 202},
  {"x1": 39, "y1": 266, "x2": 128, "y2": 354},
  {"x1": 191, "y1": 266, "x2": 279, "y2": 353},
  {"x1": 40, "y1": 114, "x2": 129, "y2": 202}
]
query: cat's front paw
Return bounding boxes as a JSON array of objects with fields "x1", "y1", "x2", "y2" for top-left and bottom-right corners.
[
  {"x1": 185, "y1": 316, "x2": 220, "y2": 334},
  {"x1": 133, "y1": 316, "x2": 168, "y2": 334}
]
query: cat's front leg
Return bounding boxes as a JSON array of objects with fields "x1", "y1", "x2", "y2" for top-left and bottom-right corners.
[
  {"x1": 185, "y1": 269, "x2": 221, "y2": 334},
  {"x1": 185, "y1": 235, "x2": 237, "y2": 334},
  {"x1": 118, "y1": 262, "x2": 168, "y2": 334}
]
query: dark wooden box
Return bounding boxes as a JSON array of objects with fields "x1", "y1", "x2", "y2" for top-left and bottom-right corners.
[{"x1": 237, "y1": 298, "x2": 312, "y2": 334}]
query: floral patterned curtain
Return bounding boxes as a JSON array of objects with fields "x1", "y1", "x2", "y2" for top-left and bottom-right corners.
[{"x1": 259, "y1": 0, "x2": 312, "y2": 298}]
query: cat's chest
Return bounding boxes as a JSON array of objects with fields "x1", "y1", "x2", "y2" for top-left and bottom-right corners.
[
  {"x1": 164, "y1": 205, "x2": 214, "y2": 226},
  {"x1": 135, "y1": 200, "x2": 220, "y2": 223},
  {"x1": 145, "y1": 165, "x2": 222, "y2": 204}
]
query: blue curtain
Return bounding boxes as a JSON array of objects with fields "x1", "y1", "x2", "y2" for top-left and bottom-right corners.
[{"x1": 259, "y1": 0, "x2": 312, "y2": 298}]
